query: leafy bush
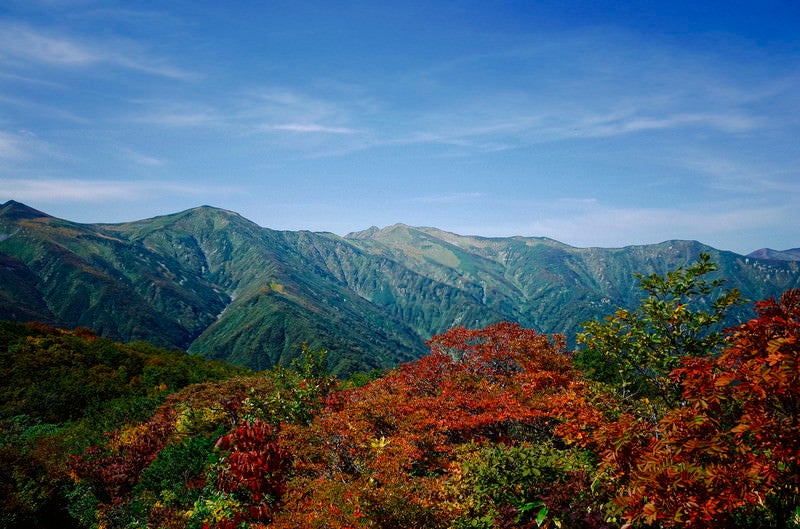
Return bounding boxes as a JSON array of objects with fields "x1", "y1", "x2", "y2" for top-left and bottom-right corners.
[
  {"x1": 451, "y1": 441, "x2": 599, "y2": 529},
  {"x1": 577, "y1": 252, "x2": 743, "y2": 416}
]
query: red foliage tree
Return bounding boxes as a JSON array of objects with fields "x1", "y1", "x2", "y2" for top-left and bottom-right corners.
[
  {"x1": 272, "y1": 322, "x2": 611, "y2": 528},
  {"x1": 215, "y1": 419, "x2": 290, "y2": 525},
  {"x1": 608, "y1": 289, "x2": 800, "y2": 528}
]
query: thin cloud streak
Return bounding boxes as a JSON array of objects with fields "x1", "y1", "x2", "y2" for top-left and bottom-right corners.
[
  {"x1": 0, "y1": 94, "x2": 90, "y2": 124},
  {"x1": 263, "y1": 123, "x2": 360, "y2": 134},
  {"x1": 378, "y1": 110, "x2": 760, "y2": 153},
  {"x1": 0, "y1": 22, "x2": 196, "y2": 80},
  {"x1": 372, "y1": 31, "x2": 787, "y2": 153},
  {"x1": 0, "y1": 24, "x2": 96, "y2": 66},
  {"x1": 131, "y1": 109, "x2": 223, "y2": 128},
  {"x1": 120, "y1": 148, "x2": 165, "y2": 167},
  {"x1": 0, "y1": 178, "x2": 213, "y2": 203},
  {"x1": 105, "y1": 30, "x2": 781, "y2": 162},
  {"x1": 566, "y1": 112, "x2": 760, "y2": 138}
]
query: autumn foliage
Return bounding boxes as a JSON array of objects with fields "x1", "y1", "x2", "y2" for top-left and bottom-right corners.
[
  {"x1": 61, "y1": 322, "x2": 613, "y2": 529},
  {"x1": 3, "y1": 267, "x2": 800, "y2": 528},
  {"x1": 605, "y1": 289, "x2": 800, "y2": 528},
  {"x1": 271, "y1": 323, "x2": 607, "y2": 529}
]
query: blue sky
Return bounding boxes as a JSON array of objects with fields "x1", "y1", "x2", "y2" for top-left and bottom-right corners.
[{"x1": 0, "y1": 1, "x2": 798, "y2": 254}]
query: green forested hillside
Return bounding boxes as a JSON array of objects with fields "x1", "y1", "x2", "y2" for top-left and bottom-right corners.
[
  {"x1": 0, "y1": 321, "x2": 249, "y2": 528},
  {"x1": 1, "y1": 200, "x2": 799, "y2": 372}
]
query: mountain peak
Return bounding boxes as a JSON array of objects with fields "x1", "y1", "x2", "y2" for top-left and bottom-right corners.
[
  {"x1": 345, "y1": 223, "x2": 420, "y2": 240},
  {"x1": 345, "y1": 226, "x2": 381, "y2": 240},
  {"x1": 166, "y1": 204, "x2": 246, "y2": 222},
  {"x1": 189, "y1": 204, "x2": 240, "y2": 215},
  {"x1": 0, "y1": 201, "x2": 52, "y2": 221},
  {"x1": 112, "y1": 204, "x2": 254, "y2": 233}
]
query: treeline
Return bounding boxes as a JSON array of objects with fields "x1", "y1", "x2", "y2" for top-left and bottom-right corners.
[{"x1": 1, "y1": 254, "x2": 799, "y2": 528}]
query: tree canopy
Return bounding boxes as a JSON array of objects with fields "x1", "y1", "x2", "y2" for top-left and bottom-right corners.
[{"x1": 2, "y1": 258, "x2": 799, "y2": 529}]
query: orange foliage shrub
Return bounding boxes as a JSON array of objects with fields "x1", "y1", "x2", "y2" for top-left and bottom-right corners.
[{"x1": 271, "y1": 322, "x2": 608, "y2": 528}]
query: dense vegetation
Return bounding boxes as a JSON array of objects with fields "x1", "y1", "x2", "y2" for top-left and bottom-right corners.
[
  {"x1": 0, "y1": 322, "x2": 249, "y2": 528},
  {"x1": 1, "y1": 254, "x2": 799, "y2": 528}
]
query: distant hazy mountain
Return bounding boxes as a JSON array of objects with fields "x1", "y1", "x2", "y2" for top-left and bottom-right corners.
[
  {"x1": 2, "y1": 200, "x2": 798, "y2": 374},
  {"x1": 747, "y1": 248, "x2": 800, "y2": 261}
]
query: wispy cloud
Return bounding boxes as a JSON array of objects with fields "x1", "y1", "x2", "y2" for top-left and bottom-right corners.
[
  {"x1": 245, "y1": 87, "x2": 367, "y2": 137},
  {"x1": 108, "y1": 27, "x2": 780, "y2": 163},
  {"x1": 678, "y1": 152, "x2": 800, "y2": 196},
  {"x1": 0, "y1": 130, "x2": 54, "y2": 161},
  {"x1": 249, "y1": 88, "x2": 345, "y2": 123},
  {"x1": 0, "y1": 178, "x2": 207, "y2": 203},
  {"x1": 0, "y1": 24, "x2": 96, "y2": 66},
  {"x1": 129, "y1": 89, "x2": 365, "y2": 139},
  {"x1": 131, "y1": 106, "x2": 222, "y2": 128},
  {"x1": 0, "y1": 22, "x2": 196, "y2": 80},
  {"x1": 381, "y1": 110, "x2": 761, "y2": 154},
  {"x1": 378, "y1": 29, "x2": 789, "y2": 154},
  {"x1": 0, "y1": 131, "x2": 30, "y2": 160},
  {"x1": 0, "y1": 94, "x2": 89, "y2": 123},
  {"x1": 262, "y1": 123, "x2": 360, "y2": 134},
  {"x1": 567, "y1": 111, "x2": 760, "y2": 138},
  {"x1": 388, "y1": 97, "x2": 763, "y2": 153},
  {"x1": 119, "y1": 148, "x2": 165, "y2": 167}
]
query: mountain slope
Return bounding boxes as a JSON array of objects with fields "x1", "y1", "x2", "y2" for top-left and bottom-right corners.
[
  {"x1": 0, "y1": 202, "x2": 424, "y2": 373},
  {"x1": 1, "y1": 201, "x2": 798, "y2": 373},
  {"x1": 0, "y1": 201, "x2": 228, "y2": 347},
  {"x1": 342, "y1": 226, "x2": 800, "y2": 337}
]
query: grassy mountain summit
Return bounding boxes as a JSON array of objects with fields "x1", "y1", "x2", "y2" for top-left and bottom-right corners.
[{"x1": 1, "y1": 200, "x2": 798, "y2": 373}]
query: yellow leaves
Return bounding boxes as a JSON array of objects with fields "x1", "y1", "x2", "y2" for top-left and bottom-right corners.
[
  {"x1": 96, "y1": 513, "x2": 110, "y2": 529},
  {"x1": 669, "y1": 303, "x2": 687, "y2": 325},
  {"x1": 174, "y1": 403, "x2": 227, "y2": 436},
  {"x1": 730, "y1": 423, "x2": 750, "y2": 434},
  {"x1": 714, "y1": 373, "x2": 737, "y2": 389},
  {"x1": 108, "y1": 423, "x2": 148, "y2": 450},
  {"x1": 369, "y1": 435, "x2": 391, "y2": 453},
  {"x1": 642, "y1": 501, "x2": 659, "y2": 524},
  {"x1": 191, "y1": 490, "x2": 242, "y2": 524},
  {"x1": 261, "y1": 281, "x2": 285, "y2": 294},
  {"x1": 765, "y1": 337, "x2": 789, "y2": 366}
]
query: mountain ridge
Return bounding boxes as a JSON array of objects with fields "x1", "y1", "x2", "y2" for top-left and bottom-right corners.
[
  {"x1": 747, "y1": 247, "x2": 800, "y2": 261},
  {"x1": 1, "y1": 200, "x2": 798, "y2": 373}
]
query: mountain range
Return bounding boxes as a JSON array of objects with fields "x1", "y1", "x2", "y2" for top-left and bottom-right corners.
[{"x1": 1, "y1": 199, "x2": 798, "y2": 374}]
